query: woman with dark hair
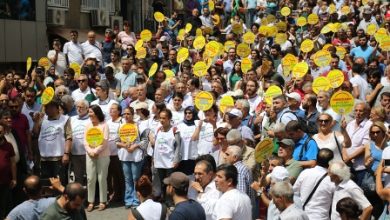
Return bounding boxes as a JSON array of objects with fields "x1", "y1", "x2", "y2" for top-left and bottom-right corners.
[
  {"x1": 169, "y1": 92, "x2": 185, "y2": 126},
  {"x1": 116, "y1": 107, "x2": 147, "y2": 209},
  {"x1": 147, "y1": 102, "x2": 166, "y2": 134},
  {"x1": 85, "y1": 105, "x2": 110, "y2": 212},
  {"x1": 229, "y1": 60, "x2": 243, "y2": 90},
  {"x1": 117, "y1": 21, "x2": 137, "y2": 55},
  {"x1": 336, "y1": 197, "x2": 362, "y2": 220},
  {"x1": 211, "y1": 127, "x2": 230, "y2": 166}
]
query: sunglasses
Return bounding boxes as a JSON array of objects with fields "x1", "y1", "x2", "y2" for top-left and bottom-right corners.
[
  {"x1": 77, "y1": 79, "x2": 87, "y2": 83},
  {"x1": 122, "y1": 113, "x2": 131, "y2": 115},
  {"x1": 370, "y1": 130, "x2": 382, "y2": 135},
  {"x1": 318, "y1": 119, "x2": 330, "y2": 124}
]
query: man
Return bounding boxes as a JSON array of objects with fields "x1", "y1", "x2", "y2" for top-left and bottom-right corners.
[
  {"x1": 168, "y1": 49, "x2": 179, "y2": 73},
  {"x1": 224, "y1": 145, "x2": 255, "y2": 201},
  {"x1": 328, "y1": 161, "x2": 372, "y2": 220},
  {"x1": 244, "y1": 80, "x2": 261, "y2": 115},
  {"x1": 270, "y1": 181, "x2": 309, "y2": 220},
  {"x1": 234, "y1": 99, "x2": 256, "y2": 133},
  {"x1": 81, "y1": 31, "x2": 102, "y2": 62},
  {"x1": 33, "y1": 98, "x2": 72, "y2": 186},
  {"x1": 302, "y1": 93, "x2": 319, "y2": 126},
  {"x1": 226, "y1": 108, "x2": 254, "y2": 142},
  {"x1": 286, "y1": 92, "x2": 305, "y2": 118},
  {"x1": 199, "y1": 7, "x2": 214, "y2": 29},
  {"x1": 293, "y1": 148, "x2": 335, "y2": 220},
  {"x1": 349, "y1": 35, "x2": 383, "y2": 65},
  {"x1": 277, "y1": 139, "x2": 302, "y2": 183},
  {"x1": 223, "y1": 48, "x2": 238, "y2": 86},
  {"x1": 70, "y1": 100, "x2": 89, "y2": 186},
  {"x1": 63, "y1": 30, "x2": 84, "y2": 65},
  {"x1": 71, "y1": 74, "x2": 96, "y2": 103},
  {"x1": 41, "y1": 182, "x2": 87, "y2": 220},
  {"x1": 115, "y1": 58, "x2": 137, "y2": 97},
  {"x1": 345, "y1": 102, "x2": 372, "y2": 185},
  {"x1": 213, "y1": 164, "x2": 252, "y2": 220},
  {"x1": 106, "y1": 49, "x2": 122, "y2": 75},
  {"x1": 130, "y1": 84, "x2": 155, "y2": 116},
  {"x1": 285, "y1": 120, "x2": 318, "y2": 168},
  {"x1": 104, "y1": 66, "x2": 121, "y2": 98},
  {"x1": 226, "y1": 129, "x2": 255, "y2": 171},
  {"x1": 273, "y1": 95, "x2": 298, "y2": 125},
  {"x1": 350, "y1": 63, "x2": 369, "y2": 101},
  {"x1": 146, "y1": 70, "x2": 166, "y2": 101},
  {"x1": 191, "y1": 160, "x2": 221, "y2": 220},
  {"x1": 91, "y1": 80, "x2": 118, "y2": 121},
  {"x1": 6, "y1": 175, "x2": 56, "y2": 220},
  {"x1": 164, "y1": 172, "x2": 206, "y2": 220},
  {"x1": 48, "y1": 39, "x2": 67, "y2": 76},
  {"x1": 357, "y1": 6, "x2": 379, "y2": 33}
]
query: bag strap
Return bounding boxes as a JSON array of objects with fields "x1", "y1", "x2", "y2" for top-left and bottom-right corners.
[
  {"x1": 160, "y1": 203, "x2": 168, "y2": 220},
  {"x1": 303, "y1": 172, "x2": 328, "y2": 210},
  {"x1": 299, "y1": 137, "x2": 312, "y2": 161},
  {"x1": 334, "y1": 132, "x2": 344, "y2": 161},
  {"x1": 131, "y1": 208, "x2": 145, "y2": 220}
]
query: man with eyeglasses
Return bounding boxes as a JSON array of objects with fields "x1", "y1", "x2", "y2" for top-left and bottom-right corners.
[
  {"x1": 63, "y1": 30, "x2": 84, "y2": 66},
  {"x1": 71, "y1": 74, "x2": 96, "y2": 103}
]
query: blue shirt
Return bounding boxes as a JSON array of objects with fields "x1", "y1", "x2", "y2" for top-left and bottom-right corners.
[
  {"x1": 350, "y1": 46, "x2": 379, "y2": 64},
  {"x1": 169, "y1": 199, "x2": 206, "y2": 220},
  {"x1": 7, "y1": 197, "x2": 56, "y2": 220},
  {"x1": 293, "y1": 134, "x2": 319, "y2": 161},
  {"x1": 369, "y1": 141, "x2": 383, "y2": 172},
  {"x1": 115, "y1": 71, "x2": 137, "y2": 96}
]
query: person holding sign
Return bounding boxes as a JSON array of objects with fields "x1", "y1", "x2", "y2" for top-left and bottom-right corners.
[
  {"x1": 84, "y1": 105, "x2": 110, "y2": 212},
  {"x1": 116, "y1": 107, "x2": 146, "y2": 209}
]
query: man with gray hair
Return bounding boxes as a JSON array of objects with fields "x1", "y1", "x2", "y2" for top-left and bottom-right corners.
[
  {"x1": 61, "y1": 95, "x2": 77, "y2": 117},
  {"x1": 273, "y1": 95, "x2": 298, "y2": 125},
  {"x1": 271, "y1": 181, "x2": 309, "y2": 220},
  {"x1": 226, "y1": 129, "x2": 255, "y2": 171},
  {"x1": 235, "y1": 99, "x2": 257, "y2": 133},
  {"x1": 328, "y1": 160, "x2": 372, "y2": 220},
  {"x1": 91, "y1": 80, "x2": 118, "y2": 121}
]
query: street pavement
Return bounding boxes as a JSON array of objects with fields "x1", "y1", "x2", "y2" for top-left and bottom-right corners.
[{"x1": 86, "y1": 202, "x2": 128, "y2": 220}]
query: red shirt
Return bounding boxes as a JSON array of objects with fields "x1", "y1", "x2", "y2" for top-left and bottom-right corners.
[{"x1": 0, "y1": 140, "x2": 15, "y2": 185}]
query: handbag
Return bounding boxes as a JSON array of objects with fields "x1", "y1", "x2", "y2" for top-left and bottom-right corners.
[{"x1": 361, "y1": 170, "x2": 376, "y2": 195}]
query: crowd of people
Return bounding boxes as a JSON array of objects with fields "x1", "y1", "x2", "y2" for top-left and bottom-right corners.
[{"x1": 2, "y1": 0, "x2": 390, "y2": 219}]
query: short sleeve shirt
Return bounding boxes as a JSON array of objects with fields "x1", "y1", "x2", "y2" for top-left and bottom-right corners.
[
  {"x1": 169, "y1": 200, "x2": 206, "y2": 220},
  {"x1": 293, "y1": 134, "x2": 319, "y2": 161}
]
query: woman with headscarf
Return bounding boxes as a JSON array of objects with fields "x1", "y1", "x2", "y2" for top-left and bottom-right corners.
[{"x1": 176, "y1": 106, "x2": 199, "y2": 175}]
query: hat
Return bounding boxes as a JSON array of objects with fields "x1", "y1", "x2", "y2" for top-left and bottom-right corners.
[
  {"x1": 363, "y1": 6, "x2": 372, "y2": 14},
  {"x1": 95, "y1": 80, "x2": 109, "y2": 91},
  {"x1": 271, "y1": 166, "x2": 290, "y2": 182},
  {"x1": 227, "y1": 108, "x2": 243, "y2": 118},
  {"x1": 105, "y1": 28, "x2": 113, "y2": 33},
  {"x1": 163, "y1": 172, "x2": 189, "y2": 190},
  {"x1": 159, "y1": 36, "x2": 168, "y2": 42},
  {"x1": 215, "y1": 60, "x2": 223, "y2": 66},
  {"x1": 232, "y1": 89, "x2": 244, "y2": 98},
  {"x1": 278, "y1": 139, "x2": 295, "y2": 147},
  {"x1": 286, "y1": 92, "x2": 301, "y2": 102},
  {"x1": 134, "y1": 102, "x2": 148, "y2": 110},
  {"x1": 85, "y1": 54, "x2": 100, "y2": 62},
  {"x1": 186, "y1": 36, "x2": 195, "y2": 40}
]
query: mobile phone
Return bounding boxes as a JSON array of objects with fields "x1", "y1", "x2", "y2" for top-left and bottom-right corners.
[{"x1": 384, "y1": 159, "x2": 390, "y2": 167}]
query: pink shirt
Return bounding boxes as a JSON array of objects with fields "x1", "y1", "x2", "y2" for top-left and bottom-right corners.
[{"x1": 84, "y1": 122, "x2": 110, "y2": 158}]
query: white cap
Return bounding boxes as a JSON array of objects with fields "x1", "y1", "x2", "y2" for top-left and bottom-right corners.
[
  {"x1": 286, "y1": 92, "x2": 301, "y2": 102},
  {"x1": 227, "y1": 108, "x2": 243, "y2": 118},
  {"x1": 134, "y1": 102, "x2": 148, "y2": 110},
  {"x1": 271, "y1": 166, "x2": 290, "y2": 182}
]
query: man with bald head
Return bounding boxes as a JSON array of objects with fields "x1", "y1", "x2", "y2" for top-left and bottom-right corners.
[
  {"x1": 81, "y1": 31, "x2": 103, "y2": 62},
  {"x1": 6, "y1": 175, "x2": 56, "y2": 220}
]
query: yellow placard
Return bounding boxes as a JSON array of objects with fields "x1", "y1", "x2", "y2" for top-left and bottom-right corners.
[
  {"x1": 209, "y1": 0, "x2": 215, "y2": 11},
  {"x1": 255, "y1": 138, "x2": 274, "y2": 163},
  {"x1": 212, "y1": 14, "x2": 220, "y2": 25},
  {"x1": 154, "y1": 12, "x2": 165, "y2": 22},
  {"x1": 336, "y1": 46, "x2": 347, "y2": 59},
  {"x1": 330, "y1": 91, "x2": 354, "y2": 114},
  {"x1": 307, "y1": 14, "x2": 319, "y2": 25},
  {"x1": 341, "y1": 6, "x2": 350, "y2": 15},
  {"x1": 86, "y1": 127, "x2": 104, "y2": 148},
  {"x1": 329, "y1": 4, "x2": 336, "y2": 14},
  {"x1": 282, "y1": 54, "x2": 298, "y2": 77},
  {"x1": 331, "y1": 23, "x2": 342, "y2": 33},
  {"x1": 232, "y1": 23, "x2": 243, "y2": 34},
  {"x1": 219, "y1": 95, "x2": 235, "y2": 113},
  {"x1": 69, "y1": 63, "x2": 81, "y2": 78},
  {"x1": 243, "y1": 32, "x2": 256, "y2": 44},
  {"x1": 41, "y1": 87, "x2": 55, "y2": 105},
  {"x1": 164, "y1": 69, "x2": 175, "y2": 79},
  {"x1": 322, "y1": 44, "x2": 333, "y2": 51},
  {"x1": 193, "y1": 61, "x2": 208, "y2": 77},
  {"x1": 258, "y1": 25, "x2": 269, "y2": 36},
  {"x1": 321, "y1": 23, "x2": 333, "y2": 34},
  {"x1": 224, "y1": 41, "x2": 236, "y2": 52},
  {"x1": 264, "y1": 85, "x2": 283, "y2": 104},
  {"x1": 236, "y1": 43, "x2": 250, "y2": 58},
  {"x1": 363, "y1": 0, "x2": 368, "y2": 5},
  {"x1": 135, "y1": 40, "x2": 144, "y2": 51},
  {"x1": 177, "y1": 29, "x2": 186, "y2": 41},
  {"x1": 185, "y1": 23, "x2": 193, "y2": 34},
  {"x1": 136, "y1": 47, "x2": 147, "y2": 59},
  {"x1": 149, "y1": 63, "x2": 158, "y2": 77},
  {"x1": 380, "y1": 35, "x2": 390, "y2": 51},
  {"x1": 297, "y1": 17, "x2": 307, "y2": 27},
  {"x1": 276, "y1": 21, "x2": 287, "y2": 32},
  {"x1": 241, "y1": 58, "x2": 252, "y2": 74},
  {"x1": 375, "y1": 28, "x2": 388, "y2": 44},
  {"x1": 312, "y1": 76, "x2": 331, "y2": 94},
  {"x1": 275, "y1": 33, "x2": 287, "y2": 45},
  {"x1": 26, "y1": 57, "x2": 32, "y2": 72},
  {"x1": 38, "y1": 57, "x2": 50, "y2": 71},
  {"x1": 281, "y1": 7, "x2": 291, "y2": 17},
  {"x1": 205, "y1": 41, "x2": 220, "y2": 58},
  {"x1": 367, "y1": 24, "x2": 377, "y2": 36},
  {"x1": 177, "y1": 47, "x2": 189, "y2": 63},
  {"x1": 292, "y1": 62, "x2": 308, "y2": 78},
  {"x1": 119, "y1": 123, "x2": 138, "y2": 143},
  {"x1": 196, "y1": 28, "x2": 203, "y2": 36},
  {"x1": 195, "y1": 91, "x2": 214, "y2": 111},
  {"x1": 314, "y1": 50, "x2": 331, "y2": 67},
  {"x1": 267, "y1": 26, "x2": 278, "y2": 37},
  {"x1": 266, "y1": 14, "x2": 276, "y2": 24},
  {"x1": 327, "y1": 69, "x2": 344, "y2": 88},
  {"x1": 300, "y1": 39, "x2": 314, "y2": 53},
  {"x1": 140, "y1": 29, "x2": 152, "y2": 42},
  {"x1": 193, "y1": 36, "x2": 206, "y2": 50}
]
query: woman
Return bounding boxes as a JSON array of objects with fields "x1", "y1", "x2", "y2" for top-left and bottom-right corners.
[
  {"x1": 370, "y1": 106, "x2": 387, "y2": 127},
  {"x1": 169, "y1": 92, "x2": 185, "y2": 126},
  {"x1": 117, "y1": 21, "x2": 137, "y2": 54},
  {"x1": 313, "y1": 113, "x2": 351, "y2": 161},
  {"x1": 177, "y1": 106, "x2": 198, "y2": 175},
  {"x1": 128, "y1": 175, "x2": 167, "y2": 220},
  {"x1": 336, "y1": 197, "x2": 362, "y2": 220},
  {"x1": 381, "y1": 66, "x2": 390, "y2": 87},
  {"x1": 364, "y1": 122, "x2": 387, "y2": 218},
  {"x1": 116, "y1": 107, "x2": 146, "y2": 209},
  {"x1": 148, "y1": 102, "x2": 166, "y2": 135},
  {"x1": 211, "y1": 127, "x2": 230, "y2": 166},
  {"x1": 85, "y1": 105, "x2": 110, "y2": 212},
  {"x1": 229, "y1": 60, "x2": 243, "y2": 90},
  {"x1": 151, "y1": 109, "x2": 181, "y2": 200}
]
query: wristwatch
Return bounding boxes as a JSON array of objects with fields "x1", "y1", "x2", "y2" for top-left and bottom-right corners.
[{"x1": 257, "y1": 190, "x2": 262, "y2": 197}]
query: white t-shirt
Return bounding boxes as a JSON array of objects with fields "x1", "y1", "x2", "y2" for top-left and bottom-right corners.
[
  {"x1": 197, "y1": 121, "x2": 215, "y2": 155},
  {"x1": 213, "y1": 189, "x2": 252, "y2": 220},
  {"x1": 81, "y1": 41, "x2": 102, "y2": 62},
  {"x1": 136, "y1": 199, "x2": 164, "y2": 220},
  {"x1": 91, "y1": 98, "x2": 118, "y2": 122},
  {"x1": 106, "y1": 118, "x2": 123, "y2": 156},
  {"x1": 21, "y1": 102, "x2": 41, "y2": 132},
  {"x1": 70, "y1": 115, "x2": 90, "y2": 155},
  {"x1": 63, "y1": 41, "x2": 84, "y2": 65},
  {"x1": 248, "y1": 95, "x2": 262, "y2": 115},
  {"x1": 71, "y1": 87, "x2": 96, "y2": 103},
  {"x1": 153, "y1": 127, "x2": 177, "y2": 168},
  {"x1": 47, "y1": 50, "x2": 67, "y2": 76},
  {"x1": 350, "y1": 74, "x2": 369, "y2": 101},
  {"x1": 313, "y1": 133, "x2": 345, "y2": 161},
  {"x1": 177, "y1": 122, "x2": 198, "y2": 160}
]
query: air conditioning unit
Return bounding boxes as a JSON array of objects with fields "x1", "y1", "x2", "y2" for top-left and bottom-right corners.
[
  {"x1": 91, "y1": 10, "x2": 110, "y2": 27},
  {"x1": 47, "y1": 9, "x2": 66, "y2": 25}
]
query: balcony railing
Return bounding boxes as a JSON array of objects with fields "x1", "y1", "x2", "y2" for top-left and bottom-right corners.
[
  {"x1": 47, "y1": 0, "x2": 69, "y2": 9},
  {"x1": 81, "y1": 0, "x2": 116, "y2": 14}
]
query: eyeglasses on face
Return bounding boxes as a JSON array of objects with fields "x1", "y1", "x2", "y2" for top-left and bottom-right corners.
[
  {"x1": 77, "y1": 79, "x2": 87, "y2": 83},
  {"x1": 370, "y1": 130, "x2": 382, "y2": 135},
  {"x1": 318, "y1": 119, "x2": 330, "y2": 124}
]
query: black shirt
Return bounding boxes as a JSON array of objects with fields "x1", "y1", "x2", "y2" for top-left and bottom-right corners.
[{"x1": 169, "y1": 199, "x2": 206, "y2": 220}]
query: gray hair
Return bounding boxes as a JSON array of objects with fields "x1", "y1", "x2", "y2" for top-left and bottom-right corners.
[
  {"x1": 273, "y1": 123, "x2": 286, "y2": 133},
  {"x1": 160, "y1": 80, "x2": 171, "y2": 91},
  {"x1": 236, "y1": 99, "x2": 250, "y2": 110},
  {"x1": 227, "y1": 145, "x2": 243, "y2": 160},
  {"x1": 318, "y1": 90, "x2": 331, "y2": 99},
  {"x1": 75, "y1": 99, "x2": 89, "y2": 108},
  {"x1": 329, "y1": 160, "x2": 351, "y2": 182},
  {"x1": 55, "y1": 85, "x2": 70, "y2": 96},
  {"x1": 270, "y1": 181, "x2": 294, "y2": 202},
  {"x1": 226, "y1": 129, "x2": 242, "y2": 143},
  {"x1": 61, "y1": 95, "x2": 74, "y2": 109}
]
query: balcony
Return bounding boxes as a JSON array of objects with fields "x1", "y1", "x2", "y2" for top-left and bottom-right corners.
[
  {"x1": 47, "y1": 0, "x2": 69, "y2": 9},
  {"x1": 81, "y1": 0, "x2": 116, "y2": 14}
]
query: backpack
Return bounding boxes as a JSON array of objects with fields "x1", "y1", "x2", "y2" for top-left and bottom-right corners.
[
  {"x1": 131, "y1": 203, "x2": 168, "y2": 220},
  {"x1": 280, "y1": 110, "x2": 318, "y2": 136},
  {"x1": 298, "y1": 136, "x2": 317, "y2": 161}
]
